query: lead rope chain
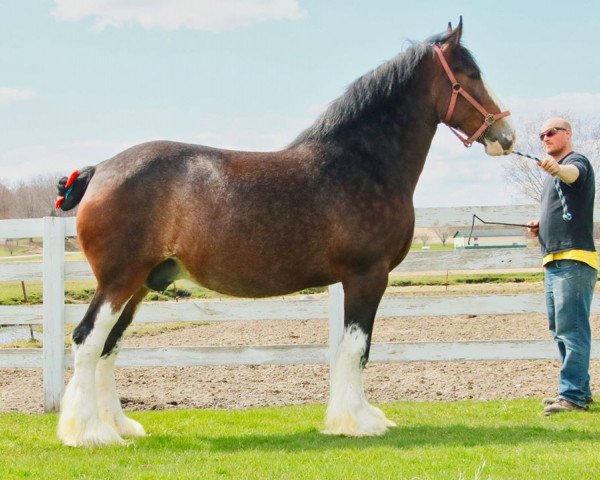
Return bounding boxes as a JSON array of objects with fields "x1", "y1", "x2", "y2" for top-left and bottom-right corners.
[{"x1": 513, "y1": 151, "x2": 572, "y2": 221}]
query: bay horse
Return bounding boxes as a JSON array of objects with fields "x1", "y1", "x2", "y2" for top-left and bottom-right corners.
[{"x1": 55, "y1": 19, "x2": 515, "y2": 446}]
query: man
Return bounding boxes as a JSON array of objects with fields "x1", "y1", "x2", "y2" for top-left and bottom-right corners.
[{"x1": 528, "y1": 117, "x2": 597, "y2": 415}]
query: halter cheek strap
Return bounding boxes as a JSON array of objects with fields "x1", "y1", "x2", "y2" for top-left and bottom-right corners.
[{"x1": 432, "y1": 44, "x2": 511, "y2": 147}]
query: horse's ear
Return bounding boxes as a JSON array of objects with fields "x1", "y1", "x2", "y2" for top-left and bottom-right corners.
[
  {"x1": 445, "y1": 16, "x2": 463, "y2": 48},
  {"x1": 446, "y1": 22, "x2": 452, "y2": 34}
]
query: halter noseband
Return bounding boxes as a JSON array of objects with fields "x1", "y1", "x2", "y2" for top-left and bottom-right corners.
[{"x1": 432, "y1": 44, "x2": 511, "y2": 147}]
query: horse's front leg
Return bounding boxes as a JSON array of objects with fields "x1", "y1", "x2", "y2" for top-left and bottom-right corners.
[{"x1": 324, "y1": 267, "x2": 396, "y2": 436}]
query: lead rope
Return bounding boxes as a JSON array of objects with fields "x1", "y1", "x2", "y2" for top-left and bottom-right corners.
[{"x1": 513, "y1": 151, "x2": 572, "y2": 221}]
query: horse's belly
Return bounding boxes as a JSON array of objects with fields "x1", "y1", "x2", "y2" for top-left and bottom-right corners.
[{"x1": 186, "y1": 261, "x2": 332, "y2": 298}]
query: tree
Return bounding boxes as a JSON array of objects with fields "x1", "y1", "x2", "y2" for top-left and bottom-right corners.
[
  {"x1": 4, "y1": 238, "x2": 16, "y2": 255},
  {"x1": 503, "y1": 113, "x2": 600, "y2": 203},
  {"x1": 416, "y1": 232, "x2": 430, "y2": 247},
  {"x1": 0, "y1": 180, "x2": 15, "y2": 219},
  {"x1": 432, "y1": 221, "x2": 454, "y2": 246},
  {"x1": 9, "y1": 173, "x2": 75, "y2": 219}
]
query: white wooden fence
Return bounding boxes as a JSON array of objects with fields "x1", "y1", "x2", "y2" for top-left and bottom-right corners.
[{"x1": 2, "y1": 205, "x2": 600, "y2": 412}]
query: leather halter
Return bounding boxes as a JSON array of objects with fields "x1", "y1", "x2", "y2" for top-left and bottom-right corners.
[{"x1": 432, "y1": 44, "x2": 511, "y2": 147}]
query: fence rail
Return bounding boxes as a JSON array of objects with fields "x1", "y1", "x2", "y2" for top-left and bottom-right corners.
[{"x1": 2, "y1": 204, "x2": 600, "y2": 412}]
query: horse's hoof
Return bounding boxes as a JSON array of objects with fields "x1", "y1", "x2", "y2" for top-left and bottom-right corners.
[
  {"x1": 323, "y1": 409, "x2": 391, "y2": 437},
  {"x1": 368, "y1": 404, "x2": 397, "y2": 428},
  {"x1": 58, "y1": 417, "x2": 125, "y2": 447},
  {"x1": 98, "y1": 411, "x2": 146, "y2": 439},
  {"x1": 322, "y1": 423, "x2": 388, "y2": 437},
  {"x1": 116, "y1": 416, "x2": 146, "y2": 438}
]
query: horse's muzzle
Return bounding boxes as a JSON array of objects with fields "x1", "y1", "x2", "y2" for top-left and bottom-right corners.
[{"x1": 482, "y1": 120, "x2": 516, "y2": 156}]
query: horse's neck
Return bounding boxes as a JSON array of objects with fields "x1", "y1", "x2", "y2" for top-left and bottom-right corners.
[{"x1": 335, "y1": 95, "x2": 439, "y2": 194}]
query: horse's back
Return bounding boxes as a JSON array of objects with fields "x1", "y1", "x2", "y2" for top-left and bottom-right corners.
[{"x1": 74, "y1": 140, "x2": 338, "y2": 295}]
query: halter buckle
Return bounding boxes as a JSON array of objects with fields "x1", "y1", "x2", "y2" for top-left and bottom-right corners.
[{"x1": 484, "y1": 114, "x2": 496, "y2": 126}]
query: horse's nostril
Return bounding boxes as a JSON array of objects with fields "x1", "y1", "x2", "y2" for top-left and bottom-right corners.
[{"x1": 501, "y1": 135, "x2": 515, "y2": 151}]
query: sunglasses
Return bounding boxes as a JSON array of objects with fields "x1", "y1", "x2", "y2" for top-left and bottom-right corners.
[{"x1": 539, "y1": 127, "x2": 566, "y2": 141}]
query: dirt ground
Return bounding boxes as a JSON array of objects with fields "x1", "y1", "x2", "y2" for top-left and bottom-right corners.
[{"x1": 3, "y1": 282, "x2": 600, "y2": 413}]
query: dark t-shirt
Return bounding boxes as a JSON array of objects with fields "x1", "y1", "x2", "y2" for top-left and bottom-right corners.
[{"x1": 539, "y1": 151, "x2": 596, "y2": 256}]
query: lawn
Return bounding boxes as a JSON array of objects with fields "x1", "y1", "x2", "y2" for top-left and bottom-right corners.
[
  {"x1": 0, "y1": 279, "x2": 224, "y2": 306},
  {"x1": 1, "y1": 400, "x2": 599, "y2": 479},
  {"x1": 410, "y1": 243, "x2": 454, "y2": 251},
  {"x1": 0, "y1": 272, "x2": 551, "y2": 306}
]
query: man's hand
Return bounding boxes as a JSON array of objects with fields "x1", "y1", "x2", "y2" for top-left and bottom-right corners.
[
  {"x1": 527, "y1": 220, "x2": 539, "y2": 238},
  {"x1": 537, "y1": 158, "x2": 579, "y2": 184},
  {"x1": 537, "y1": 158, "x2": 561, "y2": 176}
]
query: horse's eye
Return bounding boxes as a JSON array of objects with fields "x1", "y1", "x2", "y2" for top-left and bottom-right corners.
[{"x1": 468, "y1": 71, "x2": 481, "y2": 80}]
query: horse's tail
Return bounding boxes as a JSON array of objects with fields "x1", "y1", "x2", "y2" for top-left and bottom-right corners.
[{"x1": 55, "y1": 166, "x2": 96, "y2": 211}]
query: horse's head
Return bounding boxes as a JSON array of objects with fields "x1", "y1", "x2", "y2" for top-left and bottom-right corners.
[{"x1": 430, "y1": 19, "x2": 515, "y2": 156}]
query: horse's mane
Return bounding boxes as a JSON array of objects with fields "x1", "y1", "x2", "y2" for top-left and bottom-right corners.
[{"x1": 289, "y1": 31, "x2": 477, "y2": 146}]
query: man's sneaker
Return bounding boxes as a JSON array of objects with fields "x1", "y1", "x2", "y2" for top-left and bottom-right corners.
[
  {"x1": 543, "y1": 396, "x2": 593, "y2": 406},
  {"x1": 543, "y1": 399, "x2": 588, "y2": 416}
]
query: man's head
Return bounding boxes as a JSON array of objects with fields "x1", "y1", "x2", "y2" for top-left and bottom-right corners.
[{"x1": 540, "y1": 117, "x2": 572, "y2": 158}]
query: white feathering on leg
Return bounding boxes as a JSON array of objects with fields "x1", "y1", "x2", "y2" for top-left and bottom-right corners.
[
  {"x1": 58, "y1": 301, "x2": 128, "y2": 447},
  {"x1": 324, "y1": 325, "x2": 395, "y2": 436},
  {"x1": 96, "y1": 342, "x2": 146, "y2": 438}
]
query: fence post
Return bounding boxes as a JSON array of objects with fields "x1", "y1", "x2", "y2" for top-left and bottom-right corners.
[
  {"x1": 327, "y1": 282, "x2": 344, "y2": 380},
  {"x1": 43, "y1": 216, "x2": 65, "y2": 412}
]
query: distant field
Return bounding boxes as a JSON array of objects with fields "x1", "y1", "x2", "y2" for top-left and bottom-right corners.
[
  {"x1": 409, "y1": 242, "x2": 454, "y2": 251},
  {"x1": 0, "y1": 272, "x2": 550, "y2": 307}
]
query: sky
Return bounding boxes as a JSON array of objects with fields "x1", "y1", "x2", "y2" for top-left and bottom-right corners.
[{"x1": 1, "y1": 0, "x2": 600, "y2": 207}]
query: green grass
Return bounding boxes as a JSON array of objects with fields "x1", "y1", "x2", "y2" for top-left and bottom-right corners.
[
  {"x1": 410, "y1": 243, "x2": 454, "y2": 251},
  {"x1": 0, "y1": 338, "x2": 42, "y2": 348},
  {"x1": 0, "y1": 280, "x2": 98, "y2": 305},
  {"x1": 0, "y1": 273, "x2": 547, "y2": 307},
  {"x1": 0, "y1": 280, "x2": 223, "y2": 306},
  {"x1": 1, "y1": 400, "x2": 599, "y2": 479},
  {"x1": 389, "y1": 272, "x2": 545, "y2": 287},
  {"x1": 0, "y1": 244, "x2": 38, "y2": 258}
]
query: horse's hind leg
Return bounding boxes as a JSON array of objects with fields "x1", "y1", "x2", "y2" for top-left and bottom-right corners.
[
  {"x1": 57, "y1": 290, "x2": 128, "y2": 446},
  {"x1": 57, "y1": 264, "x2": 151, "y2": 447},
  {"x1": 324, "y1": 266, "x2": 396, "y2": 436},
  {"x1": 96, "y1": 287, "x2": 148, "y2": 439}
]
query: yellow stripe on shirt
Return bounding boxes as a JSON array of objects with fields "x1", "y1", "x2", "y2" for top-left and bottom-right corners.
[{"x1": 542, "y1": 249, "x2": 599, "y2": 270}]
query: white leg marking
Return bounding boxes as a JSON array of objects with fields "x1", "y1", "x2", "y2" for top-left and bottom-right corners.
[
  {"x1": 324, "y1": 326, "x2": 396, "y2": 436},
  {"x1": 96, "y1": 341, "x2": 146, "y2": 438},
  {"x1": 58, "y1": 301, "x2": 128, "y2": 447}
]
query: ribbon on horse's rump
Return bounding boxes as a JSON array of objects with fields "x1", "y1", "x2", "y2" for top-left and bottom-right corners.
[
  {"x1": 513, "y1": 151, "x2": 572, "y2": 221},
  {"x1": 466, "y1": 214, "x2": 530, "y2": 246}
]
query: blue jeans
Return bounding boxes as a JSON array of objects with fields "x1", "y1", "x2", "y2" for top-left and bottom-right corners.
[{"x1": 544, "y1": 260, "x2": 596, "y2": 407}]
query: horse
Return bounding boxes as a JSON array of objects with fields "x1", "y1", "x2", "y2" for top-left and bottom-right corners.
[{"x1": 55, "y1": 19, "x2": 515, "y2": 446}]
